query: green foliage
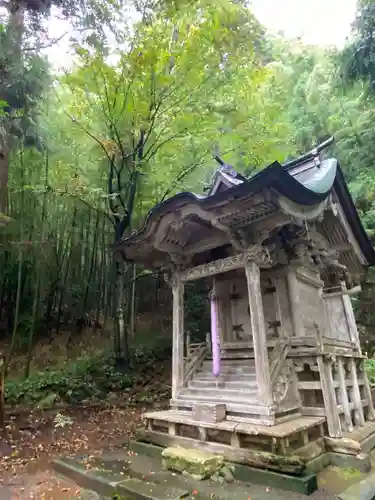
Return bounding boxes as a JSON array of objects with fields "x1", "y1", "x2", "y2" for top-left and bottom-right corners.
[
  {"x1": 365, "y1": 359, "x2": 375, "y2": 384},
  {"x1": 341, "y1": 0, "x2": 375, "y2": 88},
  {"x1": 5, "y1": 351, "x2": 134, "y2": 406},
  {"x1": 5, "y1": 339, "x2": 173, "y2": 406},
  {"x1": 3, "y1": 0, "x2": 375, "y2": 380},
  {"x1": 0, "y1": 0, "x2": 297, "y2": 363},
  {"x1": 184, "y1": 281, "x2": 210, "y2": 342}
]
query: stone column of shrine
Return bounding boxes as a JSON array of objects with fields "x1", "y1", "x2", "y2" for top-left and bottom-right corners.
[
  {"x1": 171, "y1": 273, "x2": 184, "y2": 401},
  {"x1": 245, "y1": 259, "x2": 273, "y2": 407}
]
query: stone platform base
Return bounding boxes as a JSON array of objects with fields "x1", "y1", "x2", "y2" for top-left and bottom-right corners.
[
  {"x1": 130, "y1": 440, "x2": 318, "y2": 495},
  {"x1": 325, "y1": 420, "x2": 375, "y2": 456},
  {"x1": 143, "y1": 410, "x2": 375, "y2": 475},
  {"x1": 53, "y1": 446, "x2": 319, "y2": 498},
  {"x1": 144, "y1": 409, "x2": 326, "y2": 467}
]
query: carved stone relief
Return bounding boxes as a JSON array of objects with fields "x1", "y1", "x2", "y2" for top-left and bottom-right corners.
[
  {"x1": 293, "y1": 357, "x2": 319, "y2": 373},
  {"x1": 180, "y1": 246, "x2": 272, "y2": 282},
  {"x1": 273, "y1": 362, "x2": 293, "y2": 405},
  {"x1": 163, "y1": 271, "x2": 179, "y2": 289},
  {"x1": 168, "y1": 252, "x2": 193, "y2": 271},
  {"x1": 324, "y1": 294, "x2": 351, "y2": 342}
]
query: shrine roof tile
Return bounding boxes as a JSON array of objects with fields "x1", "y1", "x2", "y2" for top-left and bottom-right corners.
[{"x1": 113, "y1": 137, "x2": 375, "y2": 266}]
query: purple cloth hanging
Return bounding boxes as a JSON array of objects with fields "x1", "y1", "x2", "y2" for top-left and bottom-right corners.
[{"x1": 210, "y1": 290, "x2": 221, "y2": 378}]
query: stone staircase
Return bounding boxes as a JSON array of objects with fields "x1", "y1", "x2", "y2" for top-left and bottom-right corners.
[{"x1": 176, "y1": 358, "x2": 261, "y2": 415}]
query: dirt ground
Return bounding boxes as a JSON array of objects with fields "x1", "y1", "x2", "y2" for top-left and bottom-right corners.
[
  {"x1": 0, "y1": 404, "x2": 368, "y2": 500},
  {"x1": 0, "y1": 404, "x2": 145, "y2": 499}
]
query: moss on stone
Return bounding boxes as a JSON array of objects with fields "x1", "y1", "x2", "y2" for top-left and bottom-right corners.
[{"x1": 161, "y1": 447, "x2": 224, "y2": 479}]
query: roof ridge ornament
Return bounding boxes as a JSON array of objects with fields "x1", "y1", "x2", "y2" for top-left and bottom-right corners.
[
  {"x1": 213, "y1": 155, "x2": 239, "y2": 178},
  {"x1": 283, "y1": 136, "x2": 335, "y2": 170}
]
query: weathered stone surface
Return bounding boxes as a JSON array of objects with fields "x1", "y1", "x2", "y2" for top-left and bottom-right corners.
[
  {"x1": 325, "y1": 437, "x2": 361, "y2": 456},
  {"x1": 211, "y1": 472, "x2": 225, "y2": 484},
  {"x1": 226, "y1": 463, "x2": 236, "y2": 474},
  {"x1": 330, "y1": 452, "x2": 371, "y2": 473},
  {"x1": 338, "y1": 471, "x2": 375, "y2": 500},
  {"x1": 192, "y1": 403, "x2": 226, "y2": 423},
  {"x1": 161, "y1": 447, "x2": 224, "y2": 479},
  {"x1": 219, "y1": 465, "x2": 235, "y2": 483},
  {"x1": 296, "y1": 438, "x2": 324, "y2": 461},
  {"x1": 78, "y1": 489, "x2": 101, "y2": 500},
  {"x1": 139, "y1": 429, "x2": 306, "y2": 474}
]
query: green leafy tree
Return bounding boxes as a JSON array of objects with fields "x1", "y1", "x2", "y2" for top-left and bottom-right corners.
[{"x1": 57, "y1": 0, "x2": 293, "y2": 365}]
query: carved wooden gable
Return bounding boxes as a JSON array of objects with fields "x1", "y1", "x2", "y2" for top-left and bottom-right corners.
[{"x1": 114, "y1": 138, "x2": 375, "y2": 278}]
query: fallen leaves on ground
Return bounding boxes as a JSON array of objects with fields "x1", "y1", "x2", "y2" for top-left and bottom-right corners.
[
  {"x1": 0, "y1": 389, "x2": 169, "y2": 498},
  {"x1": 0, "y1": 353, "x2": 172, "y2": 498}
]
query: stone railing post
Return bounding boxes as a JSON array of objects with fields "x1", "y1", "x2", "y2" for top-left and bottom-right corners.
[{"x1": 245, "y1": 259, "x2": 273, "y2": 407}]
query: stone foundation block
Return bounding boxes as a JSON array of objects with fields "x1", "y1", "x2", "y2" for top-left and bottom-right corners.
[
  {"x1": 162, "y1": 447, "x2": 224, "y2": 479},
  {"x1": 192, "y1": 403, "x2": 226, "y2": 423}
]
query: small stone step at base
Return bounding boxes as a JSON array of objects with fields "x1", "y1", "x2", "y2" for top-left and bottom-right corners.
[
  {"x1": 171, "y1": 398, "x2": 277, "y2": 423},
  {"x1": 178, "y1": 390, "x2": 258, "y2": 402},
  {"x1": 193, "y1": 374, "x2": 257, "y2": 382},
  {"x1": 182, "y1": 387, "x2": 257, "y2": 399},
  {"x1": 197, "y1": 366, "x2": 256, "y2": 373},
  {"x1": 130, "y1": 439, "x2": 318, "y2": 496},
  {"x1": 189, "y1": 379, "x2": 257, "y2": 388},
  {"x1": 189, "y1": 380, "x2": 257, "y2": 389},
  {"x1": 53, "y1": 457, "x2": 190, "y2": 500},
  {"x1": 162, "y1": 446, "x2": 224, "y2": 479}
]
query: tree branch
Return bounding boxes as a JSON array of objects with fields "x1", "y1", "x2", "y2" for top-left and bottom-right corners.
[
  {"x1": 160, "y1": 147, "x2": 211, "y2": 202},
  {"x1": 52, "y1": 188, "x2": 114, "y2": 225}
]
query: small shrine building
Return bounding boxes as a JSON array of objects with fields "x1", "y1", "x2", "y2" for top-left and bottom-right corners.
[{"x1": 114, "y1": 137, "x2": 375, "y2": 472}]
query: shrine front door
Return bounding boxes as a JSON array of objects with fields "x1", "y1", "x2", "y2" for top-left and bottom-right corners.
[
  {"x1": 218, "y1": 275, "x2": 281, "y2": 350},
  {"x1": 218, "y1": 280, "x2": 253, "y2": 349}
]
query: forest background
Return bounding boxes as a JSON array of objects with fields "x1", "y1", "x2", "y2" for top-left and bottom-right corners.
[{"x1": 1, "y1": 0, "x2": 375, "y2": 408}]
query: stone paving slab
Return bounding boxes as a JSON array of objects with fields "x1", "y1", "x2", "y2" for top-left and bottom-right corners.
[
  {"x1": 53, "y1": 450, "x2": 342, "y2": 500},
  {"x1": 52, "y1": 444, "x2": 375, "y2": 500}
]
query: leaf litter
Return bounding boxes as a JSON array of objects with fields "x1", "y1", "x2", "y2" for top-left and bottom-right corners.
[{"x1": 0, "y1": 383, "x2": 170, "y2": 499}]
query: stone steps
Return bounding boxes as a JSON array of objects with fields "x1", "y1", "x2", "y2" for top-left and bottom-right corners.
[
  {"x1": 198, "y1": 369, "x2": 255, "y2": 377},
  {"x1": 179, "y1": 357, "x2": 259, "y2": 406},
  {"x1": 199, "y1": 364, "x2": 255, "y2": 376},
  {"x1": 53, "y1": 457, "x2": 192, "y2": 499},
  {"x1": 172, "y1": 397, "x2": 267, "y2": 419},
  {"x1": 179, "y1": 387, "x2": 257, "y2": 403},
  {"x1": 194, "y1": 372, "x2": 257, "y2": 381},
  {"x1": 202, "y1": 359, "x2": 255, "y2": 371},
  {"x1": 188, "y1": 379, "x2": 258, "y2": 390}
]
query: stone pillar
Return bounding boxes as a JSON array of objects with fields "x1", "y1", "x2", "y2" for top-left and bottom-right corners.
[
  {"x1": 287, "y1": 268, "x2": 304, "y2": 337},
  {"x1": 172, "y1": 273, "x2": 184, "y2": 401},
  {"x1": 341, "y1": 282, "x2": 361, "y2": 352},
  {"x1": 317, "y1": 356, "x2": 342, "y2": 437},
  {"x1": 245, "y1": 260, "x2": 273, "y2": 407},
  {"x1": 215, "y1": 279, "x2": 226, "y2": 345}
]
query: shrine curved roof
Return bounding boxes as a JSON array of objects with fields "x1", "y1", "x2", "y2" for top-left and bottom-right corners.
[{"x1": 114, "y1": 144, "x2": 375, "y2": 267}]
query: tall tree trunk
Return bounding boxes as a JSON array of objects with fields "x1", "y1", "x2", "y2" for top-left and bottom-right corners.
[
  {"x1": 5, "y1": 147, "x2": 25, "y2": 371},
  {"x1": 129, "y1": 264, "x2": 136, "y2": 340},
  {"x1": 114, "y1": 255, "x2": 129, "y2": 369},
  {"x1": 0, "y1": 2, "x2": 25, "y2": 214},
  {"x1": 83, "y1": 209, "x2": 100, "y2": 313},
  {"x1": 0, "y1": 149, "x2": 9, "y2": 214},
  {"x1": 24, "y1": 148, "x2": 49, "y2": 378},
  {"x1": 55, "y1": 207, "x2": 77, "y2": 336}
]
